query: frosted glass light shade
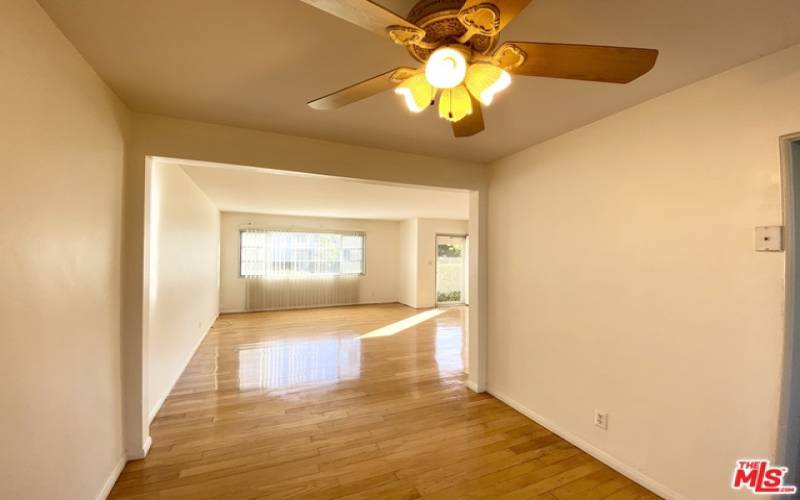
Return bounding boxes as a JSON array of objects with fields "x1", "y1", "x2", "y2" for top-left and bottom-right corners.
[
  {"x1": 465, "y1": 63, "x2": 511, "y2": 105},
  {"x1": 394, "y1": 74, "x2": 434, "y2": 113},
  {"x1": 438, "y1": 85, "x2": 473, "y2": 122}
]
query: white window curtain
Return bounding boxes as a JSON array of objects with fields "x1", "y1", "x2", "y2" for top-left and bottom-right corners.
[{"x1": 241, "y1": 228, "x2": 363, "y2": 311}]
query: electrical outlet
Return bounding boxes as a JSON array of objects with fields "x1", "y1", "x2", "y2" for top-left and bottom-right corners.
[{"x1": 594, "y1": 409, "x2": 608, "y2": 430}]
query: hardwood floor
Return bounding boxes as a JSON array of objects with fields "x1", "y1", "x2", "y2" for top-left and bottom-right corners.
[{"x1": 110, "y1": 303, "x2": 657, "y2": 499}]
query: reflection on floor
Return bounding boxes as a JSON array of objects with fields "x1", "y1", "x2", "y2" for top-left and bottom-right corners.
[
  {"x1": 238, "y1": 337, "x2": 362, "y2": 391},
  {"x1": 110, "y1": 303, "x2": 657, "y2": 499}
]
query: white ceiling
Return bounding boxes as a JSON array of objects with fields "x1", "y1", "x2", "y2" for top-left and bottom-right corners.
[
  {"x1": 38, "y1": 0, "x2": 800, "y2": 162},
  {"x1": 174, "y1": 161, "x2": 469, "y2": 220}
]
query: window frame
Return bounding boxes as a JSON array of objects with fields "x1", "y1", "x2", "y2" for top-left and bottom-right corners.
[{"x1": 238, "y1": 228, "x2": 367, "y2": 278}]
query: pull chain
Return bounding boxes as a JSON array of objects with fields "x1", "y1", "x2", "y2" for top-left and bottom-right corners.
[{"x1": 448, "y1": 89, "x2": 453, "y2": 119}]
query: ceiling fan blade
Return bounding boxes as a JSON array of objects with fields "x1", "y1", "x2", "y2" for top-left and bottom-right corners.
[
  {"x1": 299, "y1": 0, "x2": 425, "y2": 44},
  {"x1": 452, "y1": 96, "x2": 485, "y2": 137},
  {"x1": 495, "y1": 42, "x2": 658, "y2": 83},
  {"x1": 308, "y1": 67, "x2": 417, "y2": 111},
  {"x1": 457, "y1": 0, "x2": 532, "y2": 36}
]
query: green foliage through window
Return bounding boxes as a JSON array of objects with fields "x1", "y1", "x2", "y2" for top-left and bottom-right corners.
[
  {"x1": 437, "y1": 244, "x2": 462, "y2": 258},
  {"x1": 437, "y1": 291, "x2": 462, "y2": 303}
]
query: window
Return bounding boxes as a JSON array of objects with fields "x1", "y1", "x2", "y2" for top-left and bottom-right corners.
[{"x1": 240, "y1": 230, "x2": 365, "y2": 277}]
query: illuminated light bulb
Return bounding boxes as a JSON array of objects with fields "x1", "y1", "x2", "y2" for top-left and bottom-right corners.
[
  {"x1": 438, "y1": 85, "x2": 472, "y2": 122},
  {"x1": 465, "y1": 63, "x2": 511, "y2": 105},
  {"x1": 394, "y1": 74, "x2": 434, "y2": 113},
  {"x1": 425, "y1": 47, "x2": 468, "y2": 89}
]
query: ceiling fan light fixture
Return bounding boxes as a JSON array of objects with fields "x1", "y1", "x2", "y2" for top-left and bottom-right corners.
[
  {"x1": 425, "y1": 47, "x2": 468, "y2": 89},
  {"x1": 465, "y1": 63, "x2": 511, "y2": 105},
  {"x1": 438, "y1": 85, "x2": 472, "y2": 122},
  {"x1": 300, "y1": 0, "x2": 659, "y2": 138},
  {"x1": 394, "y1": 73, "x2": 434, "y2": 112}
]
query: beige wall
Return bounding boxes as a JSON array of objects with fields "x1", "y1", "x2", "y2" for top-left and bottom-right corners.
[
  {"x1": 398, "y1": 219, "x2": 419, "y2": 307},
  {"x1": 488, "y1": 43, "x2": 800, "y2": 498},
  {"x1": 467, "y1": 190, "x2": 488, "y2": 389},
  {"x1": 0, "y1": 1, "x2": 130, "y2": 499},
  {"x1": 219, "y1": 212, "x2": 400, "y2": 312},
  {"x1": 145, "y1": 163, "x2": 220, "y2": 421}
]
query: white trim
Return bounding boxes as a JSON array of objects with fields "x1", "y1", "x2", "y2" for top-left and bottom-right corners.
[
  {"x1": 465, "y1": 379, "x2": 484, "y2": 393},
  {"x1": 148, "y1": 313, "x2": 218, "y2": 424},
  {"x1": 779, "y1": 132, "x2": 800, "y2": 471},
  {"x1": 127, "y1": 435, "x2": 152, "y2": 461},
  {"x1": 148, "y1": 388, "x2": 169, "y2": 424},
  {"x1": 488, "y1": 387, "x2": 687, "y2": 500},
  {"x1": 96, "y1": 455, "x2": 126, "y2": 500}
]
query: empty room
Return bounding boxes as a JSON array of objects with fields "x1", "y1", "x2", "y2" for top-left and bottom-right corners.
[{"x1": 2, "y1": 0, "x2": 800, "y2": 499}]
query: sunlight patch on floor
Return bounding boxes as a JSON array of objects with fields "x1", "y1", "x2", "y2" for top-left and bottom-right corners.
[{"x1": 359, "y1": 308, "x2": 445, "y2": 339}]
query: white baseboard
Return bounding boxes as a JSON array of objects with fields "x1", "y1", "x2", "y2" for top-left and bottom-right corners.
[
  {"x1": 465, "y1": 379, "x2": 485, "y2": 393},
  {"x1": 488, "y1": 387, "x2": 687, "y2": 500},
  {"x1": 148, "y1": 313, "x2": 219, "y2": 424},
  {"x1": 96, "y1": 454, "x2": 126, "y2": 500},
  {"x1": 126, "y1": 435, "x2": 152, "y2": 461},
  {"x1": 148, "y1": 387, "x2": 170, "y2": 424}
]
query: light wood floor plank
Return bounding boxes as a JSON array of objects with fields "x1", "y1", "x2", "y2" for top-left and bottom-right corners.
[{"x1": 110, "y1": 304, "x2": 657, "y2": 499}]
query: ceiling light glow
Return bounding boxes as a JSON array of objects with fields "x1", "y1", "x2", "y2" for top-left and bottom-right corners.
[
  {"x1": 425, "y1": 47, "x2": 468, "y2": 89},
  {"x1": 394, "y1": 74, "x2": 434, "y2": 113},
  {"x1": 465, "y1": 63, "x2": 511, "y2": 105}
]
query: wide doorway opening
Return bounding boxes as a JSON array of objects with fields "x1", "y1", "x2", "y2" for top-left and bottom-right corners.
[{"x1": 124, "y1": 155, "x2": 488, "y2": 468}]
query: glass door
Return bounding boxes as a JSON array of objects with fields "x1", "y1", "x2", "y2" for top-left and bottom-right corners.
[{"x1": 436, "y1": 235, "x2": 466, "y2": 305}]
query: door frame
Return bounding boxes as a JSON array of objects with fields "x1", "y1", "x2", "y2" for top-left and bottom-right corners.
[
  {"x1": 434, "y1": 232, "x2": 468, "y2": 306},
  {"x1": 779, "y1": 132, "x2": 800, "y2": 480}
]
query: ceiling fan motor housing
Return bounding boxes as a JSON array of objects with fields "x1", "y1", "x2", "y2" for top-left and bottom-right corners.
[{"x1": 406, "y1": 0, "x2": 497, "y2": 63}]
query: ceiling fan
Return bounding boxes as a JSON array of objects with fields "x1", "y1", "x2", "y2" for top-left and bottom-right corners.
[{"x1": 301, "y1": 0, "x2": 658, "y2": 137}]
